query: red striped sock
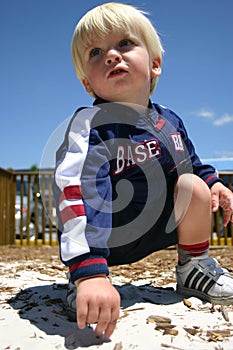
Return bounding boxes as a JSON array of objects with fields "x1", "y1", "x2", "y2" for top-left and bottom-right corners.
[{"x1": 178, "y1": 240, "x2": 209, "y2": 265}]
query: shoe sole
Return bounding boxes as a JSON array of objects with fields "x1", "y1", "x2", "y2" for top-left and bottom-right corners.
[{"x1": 176, "y1": 284, "x2": 233, "y2": 305}]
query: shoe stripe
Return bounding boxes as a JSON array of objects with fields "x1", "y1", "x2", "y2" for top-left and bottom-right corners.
[
  {"x1": 190, "y1": 272, "x2": 204, "y2": 290},
  {"x1": 203, "y1": 279, "x2": 216, "y2": 294},
  {"x1": 198, "y1": 275, "x2": 211, "y2": 292},
  {"x1": 184, "y1": 267, "x2": 199, "y2": 288}
]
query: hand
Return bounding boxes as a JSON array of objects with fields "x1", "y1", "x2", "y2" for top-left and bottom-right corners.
[
  {"x1": 75, "y1": 275, "x2": 120, "y2": 339},
  {"x1": 211, "y1": 182, "x2": 233, "y2": 226}
]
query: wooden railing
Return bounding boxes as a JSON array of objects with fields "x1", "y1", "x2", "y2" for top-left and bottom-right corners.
[
  {"x1": 0, "y1": 168, "x2": 15, "y2": 245},
  {"x1": 0, "y1": 168, "x2": 232, "y2": 246},
  {"x1": 13, "y1": 170, "x2": 57, "y2": 246}
]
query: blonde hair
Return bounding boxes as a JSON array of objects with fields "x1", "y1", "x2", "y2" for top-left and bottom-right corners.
[{"x1": 71, "y1": 2, "x2": 164, "y2": 96}]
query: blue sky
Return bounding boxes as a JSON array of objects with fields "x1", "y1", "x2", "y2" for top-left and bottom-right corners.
[{"x1": 0, "y1": 0, "x2": 232, "y2": 171}]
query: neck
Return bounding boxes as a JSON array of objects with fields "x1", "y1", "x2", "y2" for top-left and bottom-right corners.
[{"x1": 94, "y1": 96, "x2": 150, "y2": 110}]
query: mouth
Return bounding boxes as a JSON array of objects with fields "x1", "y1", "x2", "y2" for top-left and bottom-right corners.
[{"x1": 108, "y1": 68, "x2": 127, "y2": 78}]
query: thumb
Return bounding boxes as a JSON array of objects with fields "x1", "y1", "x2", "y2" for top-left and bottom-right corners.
[{"x1": 211, "y1": 192, "x2": 219, "y2": 212}]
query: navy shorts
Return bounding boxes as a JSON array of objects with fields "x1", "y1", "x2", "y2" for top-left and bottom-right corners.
[{"x1": 107, "y1": 183, "x2": 178, "y2": 266}]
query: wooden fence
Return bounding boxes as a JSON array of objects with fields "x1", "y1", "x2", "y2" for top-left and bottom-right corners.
[
  {"x1": 0, "y1": 169, "x2": 57, "y2": 246},
  {"x1": 0, "y1": 168, "x2": 15, "y2": 245},
  {"x1": 0, "y1": 168, "x2": 232, "y2": 246}
]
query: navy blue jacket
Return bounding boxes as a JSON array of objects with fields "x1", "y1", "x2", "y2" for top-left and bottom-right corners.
[{"x1": 53, "y1": 98, "x2": 222, "y2": 283}]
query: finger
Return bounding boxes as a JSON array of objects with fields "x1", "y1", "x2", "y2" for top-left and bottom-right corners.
[
  {"x1": 223, "y1": 210, "x2": 232, "y2": 227},
  {"x1": 76, "y1": 298, "x2": 88, "y2": 329},
  {"x1": 223, "y1": 213, "x2": 230, "y2": 227},
  {"x1": 211, "y1": 192, "x2": 219, "y2": 212},
  {"x1": 86, "y1": 303, "x2": 100, "y2": 326},
  {"x1": 104, "y1": 307, "x2": 120, "y2": 339},
  {"x1": 104, "y1": 319, "x2": 118, "y2": 339},
  {"x1": 219, "y1": 195, "x2": 233, "y2": 226},
  {"x1": 94, "y1": 306, "x2": 111, "y2": 337}
]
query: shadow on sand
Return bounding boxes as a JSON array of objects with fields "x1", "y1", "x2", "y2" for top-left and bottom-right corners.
[{"x1": 8, "y1": 282, "x2": 183, "y2": 349}]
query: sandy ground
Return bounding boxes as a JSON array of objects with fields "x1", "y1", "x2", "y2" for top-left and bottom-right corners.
[{"x1": 0, "y1": 245, "x2": 233, "y2": 350}]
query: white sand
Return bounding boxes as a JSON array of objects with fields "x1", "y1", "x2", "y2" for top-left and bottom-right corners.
[{"x1": 0, "y1": 262, "x2": 233, "y2": 350}]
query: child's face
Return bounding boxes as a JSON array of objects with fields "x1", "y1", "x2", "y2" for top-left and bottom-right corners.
[{"x1": 81, "y1": 31, "x2": 161, "y2": 106}]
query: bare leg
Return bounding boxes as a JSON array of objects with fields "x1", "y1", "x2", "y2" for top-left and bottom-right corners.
[
  {"x1": 174, "y1": 174, "x2": 212, "y2": 245},
  {"x1": 174, "y1": 174, "x2": 233, "y2": 305}
]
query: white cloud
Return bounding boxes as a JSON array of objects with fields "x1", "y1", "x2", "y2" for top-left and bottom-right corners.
[
  {"x1": 213, "y1": 113, "x2": 233, "y2": 126},
  {"x1": 202, "y1": 157, "x2": 233, "y2": 162},
  {"x1": 214, "y1": 150, "x2": 233, "y2": 158},
  {"x1": 195, "y1": 108, "x2": 215, "y2": 119},
  {"x1": 191, "y1": 108, "x2": 233, "y2": 126}
]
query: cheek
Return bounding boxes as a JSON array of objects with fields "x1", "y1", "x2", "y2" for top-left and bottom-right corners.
[
  {"x1": 134, "y1": 52, "x2": 151, "y2": 76},
  {"x1": 84, "y1": 69, "x2": 100, "y2": 90},
  {"x1": 87, "y1": 75, "x2": 106, "y2": 96},
  {"x1": 137, "y1": 60, "x2": 151, "y2": 80}
]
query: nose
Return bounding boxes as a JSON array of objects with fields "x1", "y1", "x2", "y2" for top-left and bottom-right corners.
[{"x1": 105, "y1": 49, "x2": 122, "y2": 65}]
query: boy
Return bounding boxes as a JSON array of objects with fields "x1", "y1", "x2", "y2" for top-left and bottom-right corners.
[{"x1": 53, "y1": 2, "x2": 233, "y2": 339}]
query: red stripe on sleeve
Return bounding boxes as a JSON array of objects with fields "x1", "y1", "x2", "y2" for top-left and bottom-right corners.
[
  {"x1": 60, "y1": 204, "x2": 86, "y2": 224},
  {"x1": 59, "y1": 185, "x2": 82, "y2": 204},
  {"x1": 69, "y1": 258, "x2": 107, "y2": 273},
  {"x1": 205, "y1": 175, "x2": 216, "y2": 184}
]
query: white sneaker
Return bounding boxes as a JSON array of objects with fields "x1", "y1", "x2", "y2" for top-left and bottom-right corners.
[{"x1": 176, "y1": 257, "x2": 233, "y2": 305}]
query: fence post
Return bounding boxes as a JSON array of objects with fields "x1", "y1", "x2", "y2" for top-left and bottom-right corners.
[{"x1": 0, "y1": 168, "x2": 15, "y2": 245}]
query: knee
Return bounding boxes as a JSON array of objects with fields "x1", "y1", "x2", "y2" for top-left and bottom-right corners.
[{"x1": 175, "y1": 174, "x2": 211, "y2": 207}]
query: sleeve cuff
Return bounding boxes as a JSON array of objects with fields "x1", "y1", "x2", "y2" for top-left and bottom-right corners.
[
  {"x1": 204, "y1": 175, "x2": 224, "y2": 188},
  {"x1": 69, "y1": 256, "x2": 109, "y2": 283}
]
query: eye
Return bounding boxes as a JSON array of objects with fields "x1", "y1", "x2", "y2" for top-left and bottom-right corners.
[
  {"x1": 90, "y1": 48, "x2": 102, "y2": 57},
  {"x1": 119, "y1": 39, "x2": 134, "y2": 47}
]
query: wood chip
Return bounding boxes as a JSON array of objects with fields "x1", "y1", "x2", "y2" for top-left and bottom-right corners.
[
  {"x1": 146, "y1": 315, "x2": 171, "y2": 324},
  {"x1": 155, "y1": 323, "x2": 176, "y2": 330},
  {"x1": 45, "y1": 298, "x2": 63, "y2": 306},
  {"x1": 183, "y1": 298, "x2": 192, "y2": 308},
  {"x1": 160, "y1": 343, "x2": 184, "y2": 349},
  {"x1": 120, "y1": 307, "x2": 144, "y2": 320},
  {"x1": 126, "y1": 307, "x2": 145, "y2": 313},
  {"x1": 207, "y1": 329, "x2": 231, "y2": 338},
  {"x1": 220, "y1": 305, "x2": 230, "y2": 322},
  {"x1": 183, "y1": 327, "x2": 200, "y2": 336},
  {"x1": 113, "y1": 342, "x2": 123, "y2": 350},
  {"x1": 163, "y1": 328, "x2": 179, "y2": 336}
]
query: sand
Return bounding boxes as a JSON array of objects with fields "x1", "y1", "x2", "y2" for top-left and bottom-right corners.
[{"x1": 1, "y1": 247, "x2": 233, "y2": 350}]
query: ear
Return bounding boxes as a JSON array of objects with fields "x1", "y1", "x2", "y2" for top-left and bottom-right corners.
[
  {"x1": 151, "y1": 57, "x2": 162, "y2": 77},
  {"x1": 82, "y1": 78, "x2": 92, "y2": 93}
]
